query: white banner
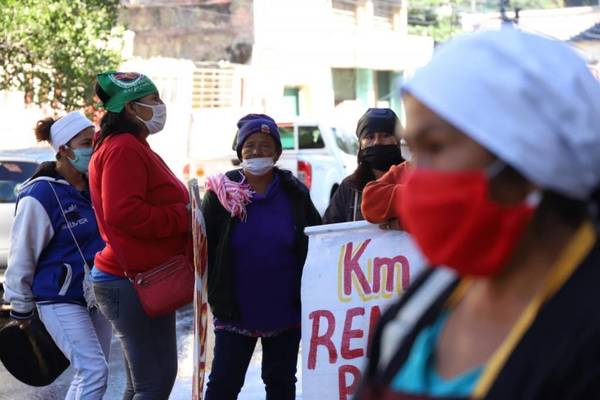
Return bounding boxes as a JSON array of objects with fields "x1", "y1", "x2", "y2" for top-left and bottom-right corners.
[{"x1": 301, "y1": 221, "x2": 426, "y2": 400}]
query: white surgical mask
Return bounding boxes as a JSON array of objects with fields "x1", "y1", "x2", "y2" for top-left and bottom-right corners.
[
  {"x1": 241, "y1": 157, "x2": 275, "y2": 176},
  {"x1": 400, "y1": 141, "x2": 412, "y2": 162},
  {"x1": 134, "y1": 102, "x2": 167, "y2": 134}
]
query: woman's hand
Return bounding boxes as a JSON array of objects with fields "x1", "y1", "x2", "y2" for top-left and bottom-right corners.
[
  {"x1": 9, "y1": 308, "x2": 35, "y2": 329},
  {"x1": 10, "y1": 318, "x2": 32, "y2": 330},
  {"x1": 379, "y1": 219, "x2": 402, "y2": 231}
]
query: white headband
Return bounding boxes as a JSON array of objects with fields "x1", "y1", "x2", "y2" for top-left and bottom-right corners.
[{"x1": 49, "y1": 111, "x2": 94, "y2": 152}]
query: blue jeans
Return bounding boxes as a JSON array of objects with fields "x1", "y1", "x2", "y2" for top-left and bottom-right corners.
[
  {"x1": 93, "y1": 279, "x2": 177, "y2": 400},
  {"x1": 205, "y1": 328, "x2": 301, "y2": 400}
]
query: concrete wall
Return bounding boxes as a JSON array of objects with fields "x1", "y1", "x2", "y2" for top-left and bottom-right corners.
[
  {"x1": 121, "y1": 0, "x2": 254, "y2": 63},
  {"x1": 250, "y1": 0, "x2": 433, "y2": 122},
  {"x1": 117, "y1": 0, "x2": 434, "y2": 159}
]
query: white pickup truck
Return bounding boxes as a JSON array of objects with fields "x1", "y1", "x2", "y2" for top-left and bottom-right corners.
[{"x1": 184, "y1": 120, "x2": 358, "y2": 215}]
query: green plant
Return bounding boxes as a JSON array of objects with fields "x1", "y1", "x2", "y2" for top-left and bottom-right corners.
[
  {"x1": 408, "y1": 0, "x2": 461, "y2": 43},
  {"x1": 0, "y1": 0, "x2": 123, "y2": 111}
]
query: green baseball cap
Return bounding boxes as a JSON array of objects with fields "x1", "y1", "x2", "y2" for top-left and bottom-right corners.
[{"x1": 96, "y1": 71, "x2": 158, "y2": 113}]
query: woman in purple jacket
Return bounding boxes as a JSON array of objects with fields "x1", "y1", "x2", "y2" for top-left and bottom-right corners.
[{"x1": 201, "y1": 114, "x2": 321, "y2": 400}]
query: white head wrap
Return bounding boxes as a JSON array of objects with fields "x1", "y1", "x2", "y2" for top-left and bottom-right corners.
[
  {"x1": 49, "y1": 111, "x2": 94, "y2": 153},
  {"x1": 403, "y1": 28, "x2": 600, "y2": 200}
]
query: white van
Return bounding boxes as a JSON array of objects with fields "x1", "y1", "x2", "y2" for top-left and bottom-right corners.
[{"x1": 184, "y1": 121, "x2": 358, "y2": 215}]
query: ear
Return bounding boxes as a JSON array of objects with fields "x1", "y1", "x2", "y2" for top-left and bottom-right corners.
[
  {"x1": 273, "y1": 148, "x2": 282, "y2": 163},
  {"x1": 489, "y1": 167, "x2": 535, "y2": 205},
  {"x1": 58, "y1": 145, "x2": 74, "y2": 160},
  {"x1": 123, "y1": 101, "x2": 137, "y2": 117}
]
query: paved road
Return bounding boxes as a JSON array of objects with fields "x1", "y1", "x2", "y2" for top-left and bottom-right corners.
[
  {"x1": 0, "y1": 306, "x2": 194, "y2": 400},
  {"x1": 0, "y1": 306, "x2": 303, "y2": 399}
]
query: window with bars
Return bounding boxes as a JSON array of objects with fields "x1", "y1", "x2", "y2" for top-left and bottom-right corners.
[
  {"x1": 192, "y1": 63, "x2": 235, "y2": 109},
  {"x1": 332, "y1": 0, "x2": 358, "y2": 12},
  {"x1": 373, "y1": 0, "x2": 401, "y2": 18}
]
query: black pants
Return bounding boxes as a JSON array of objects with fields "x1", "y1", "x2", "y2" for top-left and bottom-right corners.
[
  {"x1": 205, "y1": 328, "x2": 301, "y2": 400},
  {"x1": 93, "y1": 279, "x2": 177, "y2": 400}
]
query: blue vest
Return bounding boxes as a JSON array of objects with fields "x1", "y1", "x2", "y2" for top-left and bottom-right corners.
[{"x1": 18, "y1": 177, "x2": 104, "y2": 305}]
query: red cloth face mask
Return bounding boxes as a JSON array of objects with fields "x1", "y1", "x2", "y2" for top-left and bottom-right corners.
[{"x1": 398, "y1": 167, "x2": 536, "y2": 277}]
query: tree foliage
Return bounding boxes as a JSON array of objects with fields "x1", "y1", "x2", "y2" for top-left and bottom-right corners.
[
  {"x1": 0, "y1": 0, "x2": 123, "y2": 111},
  {"x1": 408, "y1": 2, "x2": 460, "y2": 44}
]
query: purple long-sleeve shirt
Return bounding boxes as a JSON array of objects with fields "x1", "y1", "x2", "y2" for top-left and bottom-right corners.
[{"x1": 215, "y1": 175, "x2": 301, "y2": 335}]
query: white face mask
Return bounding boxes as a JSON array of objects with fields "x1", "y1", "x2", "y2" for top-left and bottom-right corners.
[
  {"x1": 400, "y1": 141, "x2": 412, "y2": 162},
  {"x1": 241, "y1": 157, "x2": 275, "y2": 176},
  {"x1": 134, "y1": 102, "x2": 167, "y2": 134}
]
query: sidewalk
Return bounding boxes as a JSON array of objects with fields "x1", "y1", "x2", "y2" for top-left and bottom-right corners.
[
  {"x1": 0, "y1": 307, "x2": 303, "y2": 400},
  {"x1": 171, "y1": 307, "x2": 303, "y2": 399}
]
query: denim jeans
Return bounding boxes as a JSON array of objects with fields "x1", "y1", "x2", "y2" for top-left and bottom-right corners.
[
  {"x1": 205, "y1": 328, "x2": 301, "y2": 400},
  {"x1": 37, "y1": 303, "x2": 112, "y2": 400},
  {"x1": 93, "y1": 279, "x2": 177, "y2": 400}
]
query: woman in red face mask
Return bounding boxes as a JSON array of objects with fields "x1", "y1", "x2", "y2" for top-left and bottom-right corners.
[{"x1": 356, "y1": 28, "x2": 600, "y2": 400}]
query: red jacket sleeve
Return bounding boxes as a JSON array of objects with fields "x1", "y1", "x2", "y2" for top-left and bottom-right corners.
[
  {"x1": 101, "y1": 146, "x2": 189, "y2": 239},
  {"x1": 361, "y1": 162, "x2": 409, "y2": 223}
]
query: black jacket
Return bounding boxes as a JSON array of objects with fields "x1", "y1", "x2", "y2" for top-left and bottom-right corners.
[
  {"x1": 356, "y1": 226, "x2": 600, "y2": 400},
  {"x1": 201, "y1": 168, "x2": 322, "y2": 321},
  {"x1": 323, "y1": 176, "x2": 364, "y2": 224}
]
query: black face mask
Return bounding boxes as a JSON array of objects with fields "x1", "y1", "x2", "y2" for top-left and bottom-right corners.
[{"x1": 358, "y1": 144, "x2": 404, "y2": 171}]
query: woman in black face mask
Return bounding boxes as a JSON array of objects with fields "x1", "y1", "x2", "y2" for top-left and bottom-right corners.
[{"x1": 323, "y1": 108, "x2": 404, "y2": 223}]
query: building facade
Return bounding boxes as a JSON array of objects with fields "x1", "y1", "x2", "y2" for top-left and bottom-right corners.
[{"x1": 121, "y1": 0, "x2": 433, "y2": 122}]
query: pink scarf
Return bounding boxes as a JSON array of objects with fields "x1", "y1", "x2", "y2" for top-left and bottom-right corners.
[{"x1": 205, "y1": 173, "x2": 254, "y2": 222}]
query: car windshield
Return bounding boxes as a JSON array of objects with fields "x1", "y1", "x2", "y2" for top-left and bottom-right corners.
[
  {"x1": 0, "y1": 161, "x2": 38, "y2": 203},
  {"x1": 278, "y1": 124, "x2": 295, "y2": 150},
  {"x1": 332, "y1": 128, "x2": 358, "y2": 155},
  {"x1": 298, "y1": 126, "x2": 325, "y2": 149}
]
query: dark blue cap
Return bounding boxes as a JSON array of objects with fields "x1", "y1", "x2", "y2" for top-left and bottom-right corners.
[
  {"x1": 356, "y1": 108, "x2": 399, "y2": 139},
  {"x1": 235, "y1": 114, "x2": 281, "y2": 159}
]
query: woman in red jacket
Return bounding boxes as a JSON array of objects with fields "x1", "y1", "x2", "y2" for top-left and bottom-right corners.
[{"x1": 89, "y1": 72, "x2": 191, "y2": 400}]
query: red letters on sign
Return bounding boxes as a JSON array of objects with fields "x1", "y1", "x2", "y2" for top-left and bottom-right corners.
[
  {"x1": 341, "y1": 307, "x2": 365, "y2": 360},
  {"x1": 338, "y1": 364, "x2": 362, "y2": 400},
  {"x1": 308, "y1": 310, "x2": 337, "y2": 370},
  {"x1": 373, "y1": 255, "x2": 410, "y2": 293},
  {"x1": 308, "y1": 305, "x2": 383, "y2": 369},
  {"x1": 367, "y1": 305, "x2": 381, "y2": 350},
  {"x1": 343, "y1": 240, "x2": 372, "y2": 297}
]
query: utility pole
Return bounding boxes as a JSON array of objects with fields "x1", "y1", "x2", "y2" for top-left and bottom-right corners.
[
  {"x1": 499, "y1": 0, "x2": 520, "y2": 25},
  {"x1": 500, "y1": 0, "x2": 510, "y2": 24}
]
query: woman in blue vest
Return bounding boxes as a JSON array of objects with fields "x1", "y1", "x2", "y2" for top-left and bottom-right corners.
[{"x1": 3, "y1": 112, "x2": 111, "y2": 400}]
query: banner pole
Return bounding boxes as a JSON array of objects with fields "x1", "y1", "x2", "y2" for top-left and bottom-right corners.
[{"x1": 189, "y1": 179, "x2": 209, "y2": 400}]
